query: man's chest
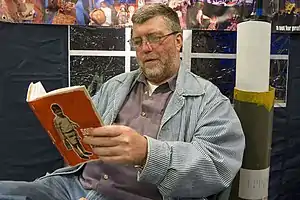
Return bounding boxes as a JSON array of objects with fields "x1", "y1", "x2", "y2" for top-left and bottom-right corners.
[{"x1": 114, "y1": 82, "x2": 173, "y2": 139}]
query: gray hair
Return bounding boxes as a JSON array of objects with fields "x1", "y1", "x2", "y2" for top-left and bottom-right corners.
[{"x1": 131, "y1": 4, "x2": 182, "y2": 33}]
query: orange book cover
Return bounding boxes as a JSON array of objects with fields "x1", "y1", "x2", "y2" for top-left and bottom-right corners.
[{"x1": 26, "y1": 82, "x2": 102, "y2": 166}]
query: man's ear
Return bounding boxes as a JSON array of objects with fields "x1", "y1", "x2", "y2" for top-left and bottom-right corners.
[{"x1": 175, "y1": 33, "x2": 183, "y2": 52}]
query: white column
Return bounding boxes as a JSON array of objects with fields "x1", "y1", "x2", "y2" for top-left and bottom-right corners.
[
  {"x1": 68, "y1": 25, "x2": 71, "y2": 86},
  {"x1": 236, "y1": 21, "x2": 271, "y2": 92},
  {"x1": 182, "y1": 30, "x2": 192, "y2": 70},
  {"x1": 125, "y1": 27, "x2": 132, "y2": 72}
]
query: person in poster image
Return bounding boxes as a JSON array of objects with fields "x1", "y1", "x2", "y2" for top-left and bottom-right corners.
[
  {"x1": 51, "y1": 103, "x2": 93, "y2": 160},
  {"x1": 168, "y1": 0, "x2": 191, "y2": 29},
  {"x1": 0, "y1": 0, "x2": 36, "y2": 23},
  {"x1": 195, "y1": 2, "x2": 212, "y2": 28},
  {"x1": 127, "y1": 5, "x2": 135, "y2": 25},
  {"x1": 75, "y1": 0, "x2": 114, "y2": 25},
  {"x1": 116, "y1": 3, "x2": 128, "y2": 25}
]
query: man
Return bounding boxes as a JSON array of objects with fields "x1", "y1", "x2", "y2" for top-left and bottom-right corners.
[{"x1": 0, "y1": 4, "x2": 245, "y2": 200}]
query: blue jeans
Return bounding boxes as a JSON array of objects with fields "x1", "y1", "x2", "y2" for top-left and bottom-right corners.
[{"x1": 0, "y1": 174, "x2": 108, "y2": 200}]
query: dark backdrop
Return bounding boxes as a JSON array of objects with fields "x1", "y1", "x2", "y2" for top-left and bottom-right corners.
[
  {"x1": 0, "y1": 22, "x2": 67, "y2": 181},
  {"x1": 268, "y1": 34, "x2": 300, "y2": 200}
]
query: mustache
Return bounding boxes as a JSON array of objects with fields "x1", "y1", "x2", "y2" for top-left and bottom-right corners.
[{"x1": 141, "y1": 57, "x2": 158, "y2": 62}]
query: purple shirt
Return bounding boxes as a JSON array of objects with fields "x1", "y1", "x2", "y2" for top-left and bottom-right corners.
[{"x1": 79, "y1": 74, "x2": 176, "y2": 200}]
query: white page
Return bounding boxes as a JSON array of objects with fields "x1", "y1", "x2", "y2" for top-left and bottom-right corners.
[
  {"x1": 27, "y1": 81, "x2": 46, "y2": 102},
  {"x1": 26, "y1": 81, "x2": 85, "y2": 102}
]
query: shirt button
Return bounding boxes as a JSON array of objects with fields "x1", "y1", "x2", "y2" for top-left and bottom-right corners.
[
  {"x1": 103, "y1": 174, "x2": 109, "y2": 180},
  {"x1": 141, "y1": 112, "x2": 146, "y2": 117}
]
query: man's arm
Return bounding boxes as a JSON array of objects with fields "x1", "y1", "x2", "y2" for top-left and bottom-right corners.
[{"x1": 138, "y1": 88, "x2": 245, "y2": 198}]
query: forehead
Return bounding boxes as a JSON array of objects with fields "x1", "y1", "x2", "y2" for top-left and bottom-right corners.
[{"x1": 132, "y1": 16, "x2": 170, "y2": 37}]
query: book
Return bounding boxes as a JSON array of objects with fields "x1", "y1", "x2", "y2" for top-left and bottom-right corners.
[{"x1": 26, "y1": 81, "x2": 103, "y2": 166}]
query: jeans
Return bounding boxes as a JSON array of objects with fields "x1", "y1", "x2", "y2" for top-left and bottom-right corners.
[{"x1": 0, "y1": 174, "x2": 108, "y2": 200}]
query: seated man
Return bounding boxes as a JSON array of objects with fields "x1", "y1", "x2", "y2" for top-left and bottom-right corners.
[{"x1": 0, "y1": 4, "x2": 245, "y2": 200}]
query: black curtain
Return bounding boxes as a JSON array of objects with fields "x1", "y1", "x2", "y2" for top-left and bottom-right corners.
[
  {"x1": 0, "y1": 22, "x2": 67, "y2": 181},
  {"x1": 281, "y1": 34, "x2": 300, "y2": 199},
  {"x1": 269, "y1": 34, "x2": 300, "y2": 200}
]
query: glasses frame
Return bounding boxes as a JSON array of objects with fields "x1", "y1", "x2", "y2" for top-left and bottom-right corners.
[{"x1": 128, "y1": 31, "x2": 180, "y2": 49}]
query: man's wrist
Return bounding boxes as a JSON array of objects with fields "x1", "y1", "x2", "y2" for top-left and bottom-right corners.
[{"x1": 135, "y1": 136, "x2": 148, "y2": 169}]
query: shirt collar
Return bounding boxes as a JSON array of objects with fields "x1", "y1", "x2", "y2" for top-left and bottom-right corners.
[{"x1": 137, "y1": 73, "x2": 177, "y2": 92}]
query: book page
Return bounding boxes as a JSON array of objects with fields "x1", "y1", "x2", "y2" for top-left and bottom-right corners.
[
  {"x1": 35, "y1": 81, "x2": 47, "y2": 97},
  {"x1": 27, "y1": 81, "x2": 84, "y2": 102},
  {"x1": 27, "y1": 81, "x2": 47, "y2": 102},
  {"x1": 44, "y1": 86, "x2": 84, "y2": 98}
]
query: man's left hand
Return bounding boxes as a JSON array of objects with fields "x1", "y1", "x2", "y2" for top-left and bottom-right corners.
[{"x1": 82, "y1": 125, "x2": 148, "y2": 165}]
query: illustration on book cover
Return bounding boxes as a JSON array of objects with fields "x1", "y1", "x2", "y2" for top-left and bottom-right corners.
[{"x1": 51, "y1": 103, "x2": 93, "y2": 160}]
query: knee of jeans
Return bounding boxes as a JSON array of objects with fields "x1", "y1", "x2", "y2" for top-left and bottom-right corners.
[
  {"x1": 0, "y1": 181, "x2": 33, "y2": 197},
  {"x1": 0, "y1": 181, "x2": 54, "y2": 200},
  {"x1": 0, "y1": 194, "x2": 32, "y2": 200}
]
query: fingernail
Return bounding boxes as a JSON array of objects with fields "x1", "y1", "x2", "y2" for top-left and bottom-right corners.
[{"x1": 81, "y1": 128, "x2": 90, "y2": 136}]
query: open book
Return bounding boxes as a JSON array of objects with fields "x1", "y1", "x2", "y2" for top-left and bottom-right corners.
[{"x1": 26, "y1": 82, "x2": 103, "y2": 166}]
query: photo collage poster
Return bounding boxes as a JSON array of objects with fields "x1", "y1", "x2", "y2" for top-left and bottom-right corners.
[
  {"x1": 0, "y1": 0, "x2": 138, "y2": 27},
  {"x1": 0, "y1": 0, "x2": 299, "y2": 32}
]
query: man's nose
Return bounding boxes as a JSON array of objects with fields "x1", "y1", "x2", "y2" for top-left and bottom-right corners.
[{"x1": 140, "y1": 41, "x2": 153, "y2": 52}]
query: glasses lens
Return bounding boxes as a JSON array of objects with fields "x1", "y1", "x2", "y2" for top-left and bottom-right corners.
[
  {"x1": 130, "y1": 38, "x2": 142, "y2": 47},
  {"x1": 147, "y1": 35, "x2": 161, "y2": 44}
]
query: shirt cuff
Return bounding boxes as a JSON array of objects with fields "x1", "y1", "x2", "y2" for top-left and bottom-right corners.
[{"x1": 137, "y1": 136, "x2": 171, "y2": 185}]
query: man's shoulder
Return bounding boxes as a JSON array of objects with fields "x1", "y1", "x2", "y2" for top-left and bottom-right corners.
[
  {"x1": 102, "y1": 70, "x2": 139, "y2": 88},
  {"x1": 183, "y1": 70, "x2": 220, "y2": 95},
  {"x1": 187, "y1": 71, "x2": 210, "y2": 85}
]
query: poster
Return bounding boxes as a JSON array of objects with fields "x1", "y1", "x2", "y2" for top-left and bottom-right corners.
[
  {"x1": 271, "y1": 0, "x2": 300, "y2": 32},
  {"x1": 0, "y1": 0, "x2": 138, "y2": 27},
  {"x1": 0, "y1": 0, "x2": 299, "y2": 32},
  {"x1": 181, "y1": 0, "x2": 298, "y2": 32}
]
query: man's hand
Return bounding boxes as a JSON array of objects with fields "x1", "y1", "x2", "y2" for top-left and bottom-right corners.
[{"x1": 82, "y1": 125, "x2": 148, "y2": 165}]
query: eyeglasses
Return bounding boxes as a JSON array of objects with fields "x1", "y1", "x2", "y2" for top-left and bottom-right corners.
[{"x1": 128, "y1": 31, "x2": 179, "y2": 49}]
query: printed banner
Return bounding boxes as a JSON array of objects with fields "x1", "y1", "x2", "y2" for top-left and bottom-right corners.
[
  {"x1": 0, "y1": 0, "x2": 299, "y2": 32},
  {"x1": 0, "y1": 0, "x2": 138, "y2": 26},
  {"x1": 272, "y1": 0, "x2": 300, "y2": 32}
]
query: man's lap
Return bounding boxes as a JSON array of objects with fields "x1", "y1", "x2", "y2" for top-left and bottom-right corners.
[{"x1": 0, "y1": 174, "x2": 107, "y2": 200}]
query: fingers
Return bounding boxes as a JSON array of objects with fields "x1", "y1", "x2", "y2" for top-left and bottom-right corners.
[
  {"x1": 80, "y1": 125, "x2": 147, "y2": 165},
  {"x1": 82, "y1": 125, "x2": 131, "y2": 147},
  {"x1": 82, "y1": 125, "x2": 125, "y2": 137},
  {"x1": 92, "y1": 146, "x2": 123, "y2": 156},
  {"x1": 83, "y1": 136, "x2": 119, "y2": 147}
]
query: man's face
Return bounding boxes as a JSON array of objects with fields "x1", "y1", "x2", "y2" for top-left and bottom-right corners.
[{"x1": 132, "y1": 16, "x2": 182, "y2": 84}]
